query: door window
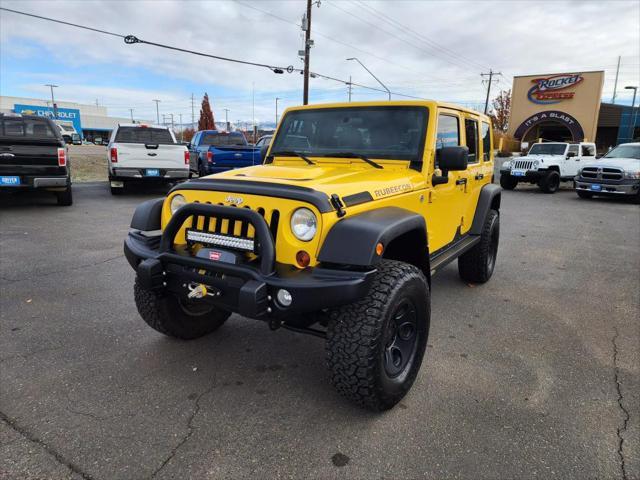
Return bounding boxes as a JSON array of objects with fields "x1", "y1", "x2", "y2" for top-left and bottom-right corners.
[
  {"x1": 481, "y1": 122, "x2": 491, "y2": 161},
  {"x1": 568, "y1": 145, "x2": 579, "y2": 157},
  {"x1": 464, "y1": 119, "x2": 479, "y2": 163},
  {"x1": 581, "y1": 144, "x2": 595, "y2": 156}
]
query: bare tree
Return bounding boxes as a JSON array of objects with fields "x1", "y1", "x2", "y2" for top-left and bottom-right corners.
[
  {"x1": 197, "y1": 93, "x2": 216, "y2": 130},
  {"x1": 490, "y1": 89, "x2": 511, "y2": 133}
]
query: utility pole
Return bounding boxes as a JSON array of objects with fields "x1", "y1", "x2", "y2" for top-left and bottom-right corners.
[
  {"x1": 612, "y1": 56, "x2": 621, "y2": 104},
  {"x1": 223, "y1": 108, "x2": 230, "y2": 131},
  {"x1": 275, "y1": 97, "x2": 280, "y2": 126},
  {"x1": 302, "y1": 0, "x2": 320, "y2": 105},
  {"x1": 179, "y1": 113, "x2": 183, "y2": 141},
  {"x1": 481, "y1": 69, "x2": 501, "y2": 114},
  {"x1": 348, "y1": 75, "x2": 352, "y2": 102},
  {"x1": 129, "y1": 109, "x2": 134, "y2": 122},
  {"x1": 153, "y1": 99, "x2": 161, "y2": 124},
  {"x1": 45, "y1": 84, "x2": 58, "y2": 119},
  {"x1": 169, "y1": 113, "x2": 174, "y2": 132},
  {"x1": 190, "y1": 93, "x2": 196, "y2": 129},
  {"x1": 252, "y1": 82, "x2": 256, "y2": 142}
]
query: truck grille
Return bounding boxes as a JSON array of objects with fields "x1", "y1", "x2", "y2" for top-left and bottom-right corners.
[
  {"x1": 581, "y1": 167, "x2": 623, "y2": 181},
  {"x1": 513, "y1": 160, "x2": 534, "y2": 170},
  {"x1": 187, "y1": 201, "x2": 279, "y2": 251}
]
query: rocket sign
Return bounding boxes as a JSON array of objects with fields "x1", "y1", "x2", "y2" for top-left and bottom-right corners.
[{"x1": 527, "y1": 73, "x2": 583, "y2": 105}]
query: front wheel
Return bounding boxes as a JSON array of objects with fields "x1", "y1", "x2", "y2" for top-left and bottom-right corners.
[
  {"x1": 499, "y1": 174, "x2": 518, "y2": 190},
  {"x1": 56, "y1": 186, "x2": 73, "y2": 206},
  {"x1": 539, "y1": 171, "x2": 560, "y2": 193},
  {"x1": 458, "y1": 209, "x2": 499, "y2": 283},
  {"x1": 134, "y1": 278, "x2": 231, "y2": 339},
  {"x1": 326, "y1": 260, "x2": 430, "y2": 411}
]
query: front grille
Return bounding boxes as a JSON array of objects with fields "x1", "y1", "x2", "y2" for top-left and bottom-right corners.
[
  {"x1": 581, "y1": 167, "x2": 623, "y2": 181},
  {"x1": 186, "y1": 201, "x2": 280, "y2": 249},
  {"x1": 513, "y1": 160, "x2": 534, "y2": 170}
]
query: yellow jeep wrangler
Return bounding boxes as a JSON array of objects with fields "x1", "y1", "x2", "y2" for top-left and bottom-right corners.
[{"x1": 125, "y1": 101, "x2": 501, "y2": 410}]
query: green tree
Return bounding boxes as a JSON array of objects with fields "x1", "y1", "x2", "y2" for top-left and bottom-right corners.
[{"x1": 197, "y1": 93, "x2": 216, "y2": 130}]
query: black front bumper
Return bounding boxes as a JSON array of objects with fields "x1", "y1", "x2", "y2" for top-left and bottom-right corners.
[
  {"x1": 574, "y1": 176, "x2": 640, "y2": 196},
  {"x1": 124, "y1": 203, "x2": 374, "y2": 320}
]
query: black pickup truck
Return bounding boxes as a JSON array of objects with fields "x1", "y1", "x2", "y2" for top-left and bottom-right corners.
[{"x1": 0, "y1": 114, "x2": 72, "y2": 206}]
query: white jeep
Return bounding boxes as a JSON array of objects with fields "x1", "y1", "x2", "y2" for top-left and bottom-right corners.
[{"x1": 499, "y1": 142, "x2": 596, "y2": 193}]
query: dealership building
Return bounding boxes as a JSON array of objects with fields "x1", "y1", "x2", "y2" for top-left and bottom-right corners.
[
  {"x1": 507, "y1": 71, "x2": 639, "y2": 151},
  {"x1": 0, "y1": 96, "x2": 153, "y2": 141}
]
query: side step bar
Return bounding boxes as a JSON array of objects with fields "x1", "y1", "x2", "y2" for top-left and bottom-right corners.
[{"x1": 429, "y1": 235, "x2": 480, "y2": 276}]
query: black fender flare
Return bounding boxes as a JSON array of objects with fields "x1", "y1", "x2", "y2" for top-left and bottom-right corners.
[
  {"x1": 130, "y1": 198, "x2": 164, "y2": 231},
  {"x1": 318, "y1": 207, "x2": 427, "y2": 267},
  {"x1": 470, "y1": 184, "x2": 501, "y2": 235}
]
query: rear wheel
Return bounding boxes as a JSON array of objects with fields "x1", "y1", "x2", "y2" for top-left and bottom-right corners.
[
  {"x1": 134, "y1": 278, "x2": 230, "y2": 339},
  {"x1": 577, "y1": 190, "x2": 593, "y2": 199},
  {"x1": 539, "y1": 171, "x2": 560, "y2": 193},
  {"x1": 326, "y1": 260, "x2": 430, "y2": 411},
  {"x1": 499, "y1": 174, "x2": 518, "y2": 190},
  {"x1": 56, "y1": 186, "x2": 73, "y2": 206},
  {"x1": 458, "y1": 209, "x2": 499, "y2": 283},
  {"x1": 198, "y1": 161, "x2": 208, "y2": 178}
]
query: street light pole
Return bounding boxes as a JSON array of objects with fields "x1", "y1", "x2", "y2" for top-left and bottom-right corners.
[
  {"x1": 625, "y1": 86, "x2": 638, "y2": 141},
  {"x1": 129, "y1": 108, "x2": 134, "y2": 122},
  {"x1": 347, "y1": 57, "x2": 390, "y2": 100},
  {"x1": 179, "y1": 113, "x2": 183, "y2": 141},
  {"x1": 152, "y1": 99, "x2": 161, "y2": 124},
  {"x1": 45, "y1": 84, "x2": 58, "y2": 119},
  {"x1": 223, "y1": 108, "x2": 230, "y2": 131},
  {"x1": 275, "y1": 97, "x2": 280, "y2": 126}
]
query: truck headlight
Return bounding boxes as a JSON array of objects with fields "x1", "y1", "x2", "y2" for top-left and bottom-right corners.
[
  {"x1": 291, "y1": 208, "x2": 317, "y2": 241},
  {"x1": 624, "y1": 170, "x2": 640, "y2": 179},
  {"x1": 502, "y1": 160, "x2": 511, "y2": 169},
  {"x1": 170, "y1": 194, "x2": 186, "y2": 214}
]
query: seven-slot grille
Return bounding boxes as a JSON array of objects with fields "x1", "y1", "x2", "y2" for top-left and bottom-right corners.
[
  {"x1": 581, "y1": 167, "x2": 623, "y2": 181},
  {"x1": 185, "y1": 201, "x2": 280, "y2": 253},
  {"x1": 513, "y1": 160, "x2": 534, "y2": 170}
]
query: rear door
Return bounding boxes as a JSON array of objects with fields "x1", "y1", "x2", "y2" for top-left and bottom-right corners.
[
  {"x1": 461, "y1": 116, "x2": 483, "y2": 234},
  {"x1": 0, "y1": 117, "x2": 63, "y2": 182}
]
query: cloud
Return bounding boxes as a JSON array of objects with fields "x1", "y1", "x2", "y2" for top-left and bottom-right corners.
[{"x1": 1, "y1": 0, "x2": 638, "y2": 121}]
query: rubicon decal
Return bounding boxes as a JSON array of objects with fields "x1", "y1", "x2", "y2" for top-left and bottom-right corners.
[
  {"x1": 527, "y1": 73, "x2": 583, "y2": 105},
  {"x1": 373, "y1": 183, "x2": 412, "y2": 198}
]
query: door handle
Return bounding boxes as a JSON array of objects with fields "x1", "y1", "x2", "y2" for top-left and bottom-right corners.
[
  {"x1": 475, "y1": 173, "x2": 484, "y2": 180},
  {"x1": 455, "y1": 178, "x2": 467, "y2": 185}
]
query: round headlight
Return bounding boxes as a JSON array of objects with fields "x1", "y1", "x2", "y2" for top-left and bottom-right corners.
[
  {"x1": 170, "y1": 194, "x2": 186, "y2": 214},
  {"x1": 290, "y1": 208, "x2": 317, "y2": 241},
  {"x1": 533, "y1": 161, "x2": 539, "y2": 168}
]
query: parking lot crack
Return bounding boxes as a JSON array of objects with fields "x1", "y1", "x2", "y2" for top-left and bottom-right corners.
[
  {"x1": 150, "y1": 383, "x2": 215, "y2": 478},
  {"x1": 612, "y1": 327, "x2": 630, "y2": 480},
  {"x1": 0, "y1": 410, "x2": 94, "y2": 480}
]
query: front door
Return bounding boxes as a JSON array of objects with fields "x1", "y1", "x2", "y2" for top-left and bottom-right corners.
[{"x1": 563, "y1": 144, "x2": 580, "y2": 176}]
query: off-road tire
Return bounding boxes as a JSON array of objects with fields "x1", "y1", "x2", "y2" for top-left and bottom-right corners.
[
  {"x1": 539, "y1": 170, "x2": 560, "y2": 193},
  {"x1": 577, "y1": 190, "x2": 593, "y2": 199},
  {"x1": 134, "y1": 278, "x2": 231, "y2": 339},
  {"x1": 56, "y1": 186, "x2": 73, "y2": 206},
  {"x1": 499, "y1": 174, "x2": 518, "y2": 190},
  {"x1": 326, "y1": 260, "x2": 430, "y2": 411},
  {"x1": 458, "y1": 209, "x2": 499, "y2": 283}
]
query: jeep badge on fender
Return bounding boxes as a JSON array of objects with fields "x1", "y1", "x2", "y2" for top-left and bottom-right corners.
[{"x1": 124, "y1": 100, "x2": 501, "y2": 411}]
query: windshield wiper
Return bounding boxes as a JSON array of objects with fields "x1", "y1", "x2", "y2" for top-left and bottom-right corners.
[
  {"x1": 322, "y1": 152, "x2": 383, "y2": 169},
  {"x1": 270, "y1": 150, "x2": 315, "y2": 165}
]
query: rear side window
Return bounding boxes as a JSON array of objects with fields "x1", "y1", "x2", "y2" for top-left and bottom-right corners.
[
  {"x1": 465, "y1": 119, "x2": 479, "y2": 163},
  {"x1": 1, "y1": 117, "x2": 56, "y2": 138},
  {"x1": 581, "y1": 144, "x2": 595, "y2": 156},
  {"x1": 481, "y1": 122, "x2": 491, "y2": 161},
  {"x1": 114, "y1": 127, "x2": 174, "y2": 144},
  {"x1": 201, "y1": 132, "x2": 246, "y2": 146},
  {"x1": 568, "y1": 145, "x2": 579, "y2": 155}
]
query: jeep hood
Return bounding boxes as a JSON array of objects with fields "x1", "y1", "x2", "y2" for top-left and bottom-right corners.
[{"x1": 202, "y1": 162, "x2": 426, "y2": 203}]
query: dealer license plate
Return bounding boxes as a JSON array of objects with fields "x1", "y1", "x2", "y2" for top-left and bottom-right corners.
[
  {"x1": 590, "y1": 184, "x2": 602, "y2": 191},
  {"x1": 0, "y1": 176, "x2": 21, "y2": 186},
  {"x1": 146, "y1": 169, "x2": 160, "y2": 177},
  {"x1": 511, "y1": 171, "x2": 525, "y2": 177}
]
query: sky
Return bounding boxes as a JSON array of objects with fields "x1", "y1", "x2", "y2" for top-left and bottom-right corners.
[{"x1": 1, "y1": 0, "x2": 639, "y2": 126}]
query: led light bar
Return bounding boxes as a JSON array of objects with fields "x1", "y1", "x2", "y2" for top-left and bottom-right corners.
[{"x1": 186, "y1": 229, "x2": 255, "y2": 252}]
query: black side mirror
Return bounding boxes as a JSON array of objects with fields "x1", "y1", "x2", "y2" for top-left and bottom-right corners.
[
  {"x1": 432, "y1": 146, "x2": 468, "y2": 185},
  {"x1": 567, "y1": 152, "x2": 576, "y2": 158},
  {"x1": 260, "y1": 143, "x2": 269, "y2": 163}
]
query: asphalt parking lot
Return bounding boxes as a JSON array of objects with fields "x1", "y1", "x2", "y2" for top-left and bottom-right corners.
[{"x1": 1, "y1": 181, "x2": 638, "y2": 480}]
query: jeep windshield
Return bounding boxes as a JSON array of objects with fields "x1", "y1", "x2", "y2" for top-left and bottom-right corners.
[
  {"x1": 528, "y1": 144, "x2": 566, "y2": 155},
  {"x1": 270, "y1": 106, "x2": 428, "y2": 163},
  {"x1": 603, "y1": 144, "x2": 640, "y2": 159}
]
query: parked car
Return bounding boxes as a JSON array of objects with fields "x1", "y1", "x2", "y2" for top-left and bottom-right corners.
[
  {"x1": 574, "y1": 142, "x2": 640, "y2": 202},
  {"x1": 107, "y1": 123, "x2": 189, "y2": 195},
  {"x1": 124, "y1": 100, "x2": 500, "y2": 410},
  {"x1": 0, "y1": 113, "x2": 72, "y2": 206},
  {"x1": 500, "y1": 141, "x2": 596, "y2": 193},
  {"x1": 188, "y1": 130, "x2": 261, "y2": 176}
]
